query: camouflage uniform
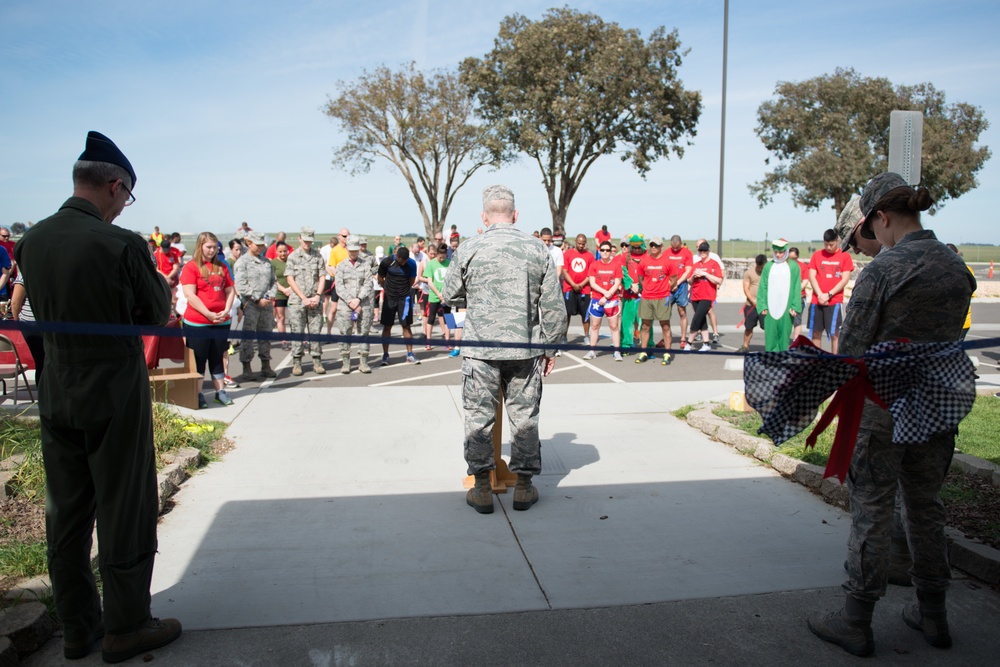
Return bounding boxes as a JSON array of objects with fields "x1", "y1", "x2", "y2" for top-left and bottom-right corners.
[
  {"x1": 839, "y1": 229, "x2": 975, "y2": 601},
  {"x1": 334, "y1": 253, "x2": 374, "y2": 356},
  {"x1": 442, "y1": 222, "x2": 566, "y2": 476},
  {"x1": 234, "y1": 251, "x2": 277, "y2": 364},
  {"x1": 285, "y1": 246, "x2": 327, "y2": 361}
]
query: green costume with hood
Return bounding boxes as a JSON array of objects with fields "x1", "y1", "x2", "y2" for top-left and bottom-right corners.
[{"x1": 757, "y1": 238, "x2": 802, "y2": 351}]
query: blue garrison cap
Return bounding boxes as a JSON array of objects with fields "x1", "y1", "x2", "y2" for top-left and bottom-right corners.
[{"x1": 79, "y1": 131, "x2": 136, "y2": 187}]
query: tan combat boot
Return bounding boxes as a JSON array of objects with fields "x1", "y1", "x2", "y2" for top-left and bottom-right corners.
[
  {"x1": 260, "y1": 360, "x2": 277, "y2": 378},
  {"x1": 512, "y1": 473, "x2": 539, "y2": 511},
  {"x1": 291, "y1": 358, "x2": 303, "y2": 376},
  {"x1": 102, "y1": 617, "x2": 182, "y2": 664},
  {"x1": 359, "y1": 354, "x2": 371, "y2": 374},
  {"x1": 340, "y1": 353, "x2": 352, "y2": 374},
  {"x1": 313, "y1": 358, "x2": 326, "y2": 374},
  {"x1": 466, "y1": 471, "x2": 494, "y2": 514}
]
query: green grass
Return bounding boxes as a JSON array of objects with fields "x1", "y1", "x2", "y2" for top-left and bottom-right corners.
[
  {"x1": 0, "y1": 540, "x2": 47, "y2": 579},
  {"x1": 713, "y1": 404, "x2": 835, "y2": 467},
  {"x1": 672, "y1": 404, "x2": 698, "y2": 420},
  {"x1": 955, "y1": 395, "x2": 1000, "y2": 465}
]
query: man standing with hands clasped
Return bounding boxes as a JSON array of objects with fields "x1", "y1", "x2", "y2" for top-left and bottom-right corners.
[
  {"x1": 15, "y1": 131, "x2": 180, "y2": 662},
  {"x1": 443, "y1": 185, "x2": 565, "y2": 515}
]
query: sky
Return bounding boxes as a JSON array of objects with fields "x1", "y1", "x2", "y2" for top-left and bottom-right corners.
[{"x1": 2, "y1": 0, "x2": 999, "y2": 244}]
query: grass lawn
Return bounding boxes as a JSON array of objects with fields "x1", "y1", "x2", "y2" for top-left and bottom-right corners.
[{"x1": 955, "y1": 395, "x2": 1000, "y2": 465}]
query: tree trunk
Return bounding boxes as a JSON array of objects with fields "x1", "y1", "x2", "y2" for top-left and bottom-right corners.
[{"x1": 551, "y1": 208, "x2": 567, "y2": 237}]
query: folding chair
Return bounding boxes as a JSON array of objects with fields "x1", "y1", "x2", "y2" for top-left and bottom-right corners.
[{"x1": 0, "y1": 333, "x2": 35, "y2": 405}]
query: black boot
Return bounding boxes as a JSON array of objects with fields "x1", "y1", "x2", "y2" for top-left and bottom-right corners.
[
  {"x1": 903, "y1": 590, "x2": 951, "y2": 648},
  {"x1": 808, "y1": 595, "x2": 875, "y2": 656}
]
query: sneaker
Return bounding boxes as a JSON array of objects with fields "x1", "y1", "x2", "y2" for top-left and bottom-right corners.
[
  {"x1": 224, "y1": 375, "x2": 240, "y2": 388},
  {"x1": 679, "y1": 340, "x2": 688, "y2": 350},
  {"x1": 227, "y1": 344, "x2": 236, "y2": 356},
  {"x1": 736, "y1": 345, "x2": 749, "y2": 353},
  {"x1": 613, "y1": 352, "x2": 623, "y2": 362},
  {"x1": 102, "y1": 617, "x2": 182, "y2": 664},
  {"x1": 635, "y1": 352, "x2": 649, "y2": 364},
  {"x1": 406, "y1": 353, "x2": 420, "y2": 364},
  {"x1": 699, "y1": 344, "x2": 711, "y2": 352},
  {"x1": 661, "y1": 354, "x2": 673, "y2": 365},
  {"x1": 555, "y1": 350, "x2": 562, "y2": 357},
  {"x1": 381, "y1": 354, "x2": 391, "y2": 366},
  {"x1": 425, "y1": 345, "x2": 433, "y2": 351},
  {"x1": 449, "y1": 347, "x2": 461, "y2": 358},
  {"x1": 711, "y1": 332, "x2": 720, "y2": 346},
  {"x1": 197, "y1": 393, "x2": 208, "y2": 410},
  {"x1": 582, "y1": 350, "x2": 597, "y2": 360},
  {"x1": 215, "y1": 390, "x2": 234, "y2": 406}
]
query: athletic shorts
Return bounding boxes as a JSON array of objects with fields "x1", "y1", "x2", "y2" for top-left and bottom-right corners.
[
  {"x1": 809, "y1": 303, "x2": 842, "y2": 339},
  {"x1": 743, "y1": 304, "x2": 763, "y2": 332},
  {"x1": 275, "y1": 298, "x2": 288, "y2": 308},
  {"x1": 327, "y1": 285, "x2": 339, "y2": 302},
  {"x1": 427, "y1": 301, "x2": 451, "y2": 325},
  {"x1": 638, "y1": 297, "x2": 671, "y2": 322},
  {"x1": 792, "y1": 310, "x2": 802, "y2": 327},
  {"x1": 666, "y1": 281, "x2": 690, "y2": 308},
  {"x1": 564, "y1": 291, "x2": 591, "y2": 320},
  {"x1": 588, "y1": 298, "x2": 620, "y2": 319},
  {"x1": 381, "y1": 295, "x2": 415, "y2": 328}
]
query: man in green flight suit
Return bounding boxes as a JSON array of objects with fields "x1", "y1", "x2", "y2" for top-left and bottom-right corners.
[
  {"x1": 756, "y1": 238, "x2": 802, "y2": 352},
  {"x1": 14, "y1": 131, "x2": 182, "y2": 663}
]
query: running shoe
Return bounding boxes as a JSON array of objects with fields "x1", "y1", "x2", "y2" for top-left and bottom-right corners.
[
  {"x1": 227, "y1": 344, "x2": 236, "y2": 356},
  {"x1": 197, "y1": 393, "x2": 209, "y2": 410},
  {"x1": 449, "y1": 347, "x2": 461, "y2": 358},
  {"x1": 635, "y1": 352, "x2": 649, "y2": 364},
  {"x1": 661, "y1": 354, "x2": 673, "y2": 366},
  {"x1": 699, "y1": 344, "x2": 711, "y2": 352},
  {"x1": 736, "y1": 346, "x2": 749, "y2": 353},
  {"x1": 381, "y1": 354, "x2": 391, "y2": 366},
  {"x1": 425, "y1": 344, "x2": 433, "y2": 351},
  {"x1": 582, "y1": 350, "x2": 597, "y2": 360},
  {"x1": 224, "y1": 375, "x2": 240, "y2": 389},
  {"x1": 679, "y1": 340, "x2": 688, "y2": 350},
  {"x1": 711, "y1": 333, "x2": 720, "y2": 347},
  {"x1": 613, "y1": 352, "x2": 623, "y2": 362},
  {"x1": 214, "y1": 390, "x2": 234, "y2": 406},
  {"x1": 406, "y1": 353, "x2": 420, "y2": 364},
  {"x1": 555, "y1": 350, "x2": 562, "y2": 357}
]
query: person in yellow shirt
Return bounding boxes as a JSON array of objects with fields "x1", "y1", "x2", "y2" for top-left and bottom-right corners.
[{"x1": 325, "y1": 227, "x2": 350, "y2": 333}]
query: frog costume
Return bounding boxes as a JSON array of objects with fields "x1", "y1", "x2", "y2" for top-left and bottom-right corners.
[{"x1": 756, "y1": 238, "x2": 802, "y2": 352}]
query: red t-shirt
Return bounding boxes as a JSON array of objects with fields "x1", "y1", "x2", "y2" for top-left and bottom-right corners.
[
  {"x1": 636, "y1": 253, "x2": 678, "y2": 300},
  {"x1": 690, "y1": 258, "x2": 723, "y2": 302},
  {"x1": 561, "y1": 248, "x2": 595, "y2": 295},
  {"x1": 808, "y1": 249, "x2": 854, "y2": 305},
  {"x1": 155, "y1": 249, "x2": 178, "y2": 281},
  {"x1": 796, "y1": 260, "x2": 809, "y2": 301},
  {"x1": 587, "y1": 260, "x2": 622, "y2": 299},
  {"x1": 180, "y1": 261, "x2": 234, "y2": 325},
  {"x1": 595, "y1": 229, "x2": 611, "y2": 245},
  {"x1": 663, "y1": 246, "x2": 694, "y2": 282}
]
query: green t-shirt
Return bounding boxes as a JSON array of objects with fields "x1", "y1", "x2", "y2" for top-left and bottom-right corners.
[
  {"x1": 423, "y1": 258, "x2": 450, "y2": 303},
  {"x1": 271, "y1": 259, "x2": 289, "y2": 300}
]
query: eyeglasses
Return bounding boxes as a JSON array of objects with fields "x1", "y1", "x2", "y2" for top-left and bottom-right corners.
[
  {"x1": 649, "y1": 243, "x2": 662, "y2": 248},
  {"x1": 339, "y1": 234, "x2": 348, "y2": 238},
  {"x1": 109, "y1": 179, "x2": 135, "y2": 206},
  {"x1": 599, "y1": 248, "x2": 612, "y2": 253},
  {"x1": 0, "y1": 234, "x2": 9, "y2": 240}
]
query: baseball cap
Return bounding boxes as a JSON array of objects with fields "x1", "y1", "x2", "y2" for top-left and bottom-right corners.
[{"x1": 649, "y1": 236, "x2": 664, "y2": 247}]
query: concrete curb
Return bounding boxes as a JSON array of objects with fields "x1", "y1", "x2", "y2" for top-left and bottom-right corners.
[{"x1": 683, "y1": 405, "x2": 1000, "y2": 585}]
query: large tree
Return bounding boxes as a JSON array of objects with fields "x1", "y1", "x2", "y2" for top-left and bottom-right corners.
[
  {"x1": 460, "y1": 7, "x2": 702, "y2": 233},
  {"x1": 323, "y1": 63, "x2": 500, "y2": 237},
  {"x1": 750, "y1": 67, "x2": 991, "y2": 220}
]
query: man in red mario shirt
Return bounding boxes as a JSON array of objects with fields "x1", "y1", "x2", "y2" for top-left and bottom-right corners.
[
  {"x1": 634, "y1": 236, "x2": 679, "y2": 365},
  {"x1": 562, "y1": 233, "x2": 595, "y2": 339},
  {"x1": 663, "y1": 235, "x2": 694, "y2": 349}
]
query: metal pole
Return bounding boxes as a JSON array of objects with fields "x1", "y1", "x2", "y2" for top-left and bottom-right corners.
[{"x1": 716, "y1": 0, "x2": 729, "y2": 257}]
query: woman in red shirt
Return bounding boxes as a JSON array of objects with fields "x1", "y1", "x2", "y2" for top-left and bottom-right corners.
[
  {"x1": 180, "y1": 232, "x2": 236, "y2": 407},
  {"x1": 583, "y1": 241, "x2": 623, "y2": 361},
  {"x1": 686, "y1": 242, "x2": 724, "y2": 352}
]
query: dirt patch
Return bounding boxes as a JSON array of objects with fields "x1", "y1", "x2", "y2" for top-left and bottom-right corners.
[{"x1": 943, "y1": 471, "x2": 1000, "y2": 551}]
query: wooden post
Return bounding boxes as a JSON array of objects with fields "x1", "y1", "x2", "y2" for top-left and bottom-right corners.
[{"x1": 463, "y1": 388, "x2": 518, "y2": 493}]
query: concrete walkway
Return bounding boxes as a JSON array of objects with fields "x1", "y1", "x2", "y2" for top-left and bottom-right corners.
[{"x1": 23, "y1": 372, "x2": 1000, "y2": 665}]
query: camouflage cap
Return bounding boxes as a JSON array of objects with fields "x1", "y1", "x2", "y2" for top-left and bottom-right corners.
[
  {"x1": 345, "y1": 234, "x2": 361, "y2": 251},
  {"x1": 299, "y1": 226, "x2": 315, "y2": 241},
  {"x1": 835, "y1": 196, "x2": 863, "y2": 251},
  {"x1": 358, "y1": 236, "x2": 368, "y2": 245},
  {"x1": 482, "y1": 184, "x2": 515, "y2": 208},
  {"x1": 860, "y1": 172, "x2": 908, "y2": 223},
  {"x1": 245, "y1": 231, "x2": 266, "y2": 245}
]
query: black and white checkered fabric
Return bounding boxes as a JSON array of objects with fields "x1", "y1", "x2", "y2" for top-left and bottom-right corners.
[{"x1": 745, "y1": 340, "x2": 976, "y2": 446}]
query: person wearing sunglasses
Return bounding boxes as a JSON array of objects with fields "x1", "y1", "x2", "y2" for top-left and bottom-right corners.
[
  {"x1": 13, "y1": 131, "x2": 180, "y2": 662},
  {"x1": 583, "y1": 242, "x2": 623, "y2": 361}
]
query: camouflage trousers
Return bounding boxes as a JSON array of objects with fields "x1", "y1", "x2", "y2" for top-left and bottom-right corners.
[
  {"x1": 844, "y1": 422, "x2": 955, "y2": 602},
  {"x1": 239, "y1": 303, "x2": 274, "y2": 363},
  {"x1": 335, "y1": 301, "x2": 373, "y2": 356},
  {"x1": 288, "y1": 303, "x2": 324, "y2": 360},
  {"x1": 461, "y1": 356, "x2": 543, "y2": 477}
]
